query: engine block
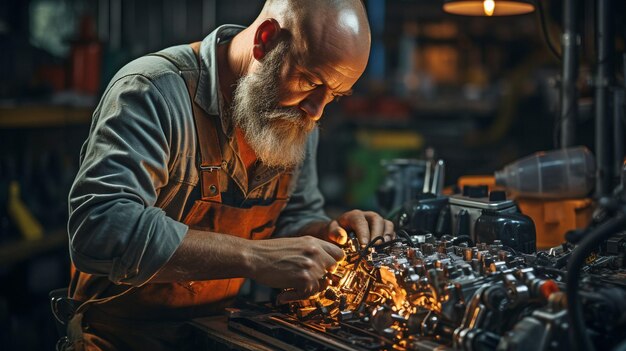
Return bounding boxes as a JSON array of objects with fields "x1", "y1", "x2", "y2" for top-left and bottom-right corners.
[{"x1": 245, "y1": 232, "x2": 626, "y2": 350}]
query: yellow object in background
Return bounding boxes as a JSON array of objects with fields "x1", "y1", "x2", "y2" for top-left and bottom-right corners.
[
  {"x1": 356, "y1": 130, "x2": 423, "y2": 150},
  {"x1": 7, "y1": 181, "x2": 44, "y2": 241}
]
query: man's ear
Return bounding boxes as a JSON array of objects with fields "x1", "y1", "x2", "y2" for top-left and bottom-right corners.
[{"x1": 253, "y1": 18, "x2": 281, "y2": 60}]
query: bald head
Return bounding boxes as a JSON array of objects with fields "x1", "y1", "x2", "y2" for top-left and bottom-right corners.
[
  {"x1": 223, "y1": 0, "x2": 371, "y2": 168},
  {"x1": 257, "y1": 0, "x2": 371, "y2": 72},
  {"x1": 260, "y1": 0, "x2": 369, "y2": 35}
]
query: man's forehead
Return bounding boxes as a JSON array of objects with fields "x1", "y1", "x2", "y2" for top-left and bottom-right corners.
[
  {"x1": 288, "y1": 32, "x2": 368, "y2": 82},
  {"x1": 289, "y1": 56, "x2": 360, "y2": 95},
  {"x1": 274, "y1": 2, "x2": 370, "y2": 90}
]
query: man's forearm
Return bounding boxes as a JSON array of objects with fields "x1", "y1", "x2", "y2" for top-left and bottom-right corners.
[
  {"x1": 151, "y1": 226, "x2": 346, "y2": 293},
  {"x1": 150, "y1": 229, "x2": 255, "y2": 283}
]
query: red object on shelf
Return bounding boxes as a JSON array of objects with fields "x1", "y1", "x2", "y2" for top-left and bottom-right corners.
[{"x1": 70, "y1": 16, "x2": 102, "y2": 95}]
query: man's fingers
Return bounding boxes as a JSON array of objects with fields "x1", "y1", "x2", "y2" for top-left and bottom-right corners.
[
  {"x1": 295, "y1": 272, "x2": 320, "y2": 294},
  {"x1": 338, "y1": 212, "x2": 370, "y2": 247},
  {"x1": 308, "y1": 277, "x2": 320, "y2": 294},
  {"x1": 336, "y1": 210, "x2": 396, "y2": 246},
  {"x1": 320, "y1": 240, "x2": 346, "y2": 262},
  {"x1": 328, "y1": 263, "x2": 338, "y2": 273},
  {"x1": 309, "y1": 261, "x2": 327, "y2": 280},
  {"x1": 364, "y1": 211, "x2": 385, "y2": 240},
  {"x1": 327, "y1": 221, "x2": 348, "y2": 245},
  {"x1": 384, "y1": 220, "x2": 395, "y2": 239},
  {"x1": 316, "y1": 249, "x2": 340, "y2": 272}
]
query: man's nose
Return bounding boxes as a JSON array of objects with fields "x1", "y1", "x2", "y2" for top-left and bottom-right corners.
[{"x1": 299, "y1": 91, "x2": 330, "y2": 121}]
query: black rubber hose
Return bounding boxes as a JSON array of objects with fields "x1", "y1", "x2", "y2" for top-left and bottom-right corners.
[
  {"x1": 373, "y1": 238, "x2": 403, "y2": 250},
  {"x1": 353, "y1": 236, "x2": 385, "y2": 268},
  {"x1": 566, "y1": 212, "x2": 626, "y2": 351},
  {"x1": 362, "y1": 236, "x2": 385, "y2": 255},
  {"x1": 396, "y1": 229, "x2": 417, "y2": 247},
  {"x1": 536, "y1": 0, "x2": 562, "y2": 60}
]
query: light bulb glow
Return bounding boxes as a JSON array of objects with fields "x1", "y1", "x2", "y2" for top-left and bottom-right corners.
[{"x1": 483, "y1": 0, "x2": 495, "y2": 16}]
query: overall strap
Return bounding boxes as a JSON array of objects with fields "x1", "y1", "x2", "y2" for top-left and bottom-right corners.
[
  {"x1": 150, "y1": 43, "x2": 223, "y2": 202},
  {"x1": 276, "y1": 173, "x2": 293, "y2": 200},
  {"x1": 66, "y1": 44, "x2": 229, "y2": 331}
]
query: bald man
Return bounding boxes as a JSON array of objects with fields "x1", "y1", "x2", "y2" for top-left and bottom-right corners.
[{"x1": 65, "y1": 0, "x2": 393, "y2": 349}]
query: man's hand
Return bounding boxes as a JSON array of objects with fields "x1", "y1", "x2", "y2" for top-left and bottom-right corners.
[
  {"x1": 325, "y1": 210, "x2": 395, "y2": 248},
  {"x1": 248, "y1": 236, "x2": 344, "y2": 303}
]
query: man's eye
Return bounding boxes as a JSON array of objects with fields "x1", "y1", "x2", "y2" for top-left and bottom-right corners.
[{"x1": 301, "y1": 77, "x2": 319, "y2": 89}]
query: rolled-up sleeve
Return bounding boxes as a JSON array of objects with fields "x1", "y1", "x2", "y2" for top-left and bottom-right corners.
[
  {"x1": 274, "y1": 128, "x2": 331, "y2": 237},
  {"x1": 68, "y1": 72, "x2": 188, "y2": 287}
]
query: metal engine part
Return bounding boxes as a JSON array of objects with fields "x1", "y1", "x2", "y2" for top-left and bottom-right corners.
[{"x1": 229, "y1": 232, "x2": 626, "y2": 351}]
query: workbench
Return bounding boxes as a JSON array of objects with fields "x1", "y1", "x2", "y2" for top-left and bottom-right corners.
[{"x1": 189, "y1": 314, "x2": 282, "y2": 351}]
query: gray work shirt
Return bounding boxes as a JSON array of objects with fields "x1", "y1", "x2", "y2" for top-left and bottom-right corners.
[{"x1": 68, "y1": 24, "x2": 330, "y2": 287}]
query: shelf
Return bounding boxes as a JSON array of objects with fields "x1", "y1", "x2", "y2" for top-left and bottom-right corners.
[
  {"x1": 0, "y1": 229, "x2": 68, "y2": 266},
  {"x1": 0, "y1": 106, "x2": 92, "y2": 128}
]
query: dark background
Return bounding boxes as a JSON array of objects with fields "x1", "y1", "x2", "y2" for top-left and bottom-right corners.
[{"x1": 0, "y1": 0, "x2": 624, "y2": 349}]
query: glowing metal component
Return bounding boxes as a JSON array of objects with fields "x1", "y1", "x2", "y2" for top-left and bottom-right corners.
[{"x1": 276, "y1": 236, "x2": 624, "y2": 350}]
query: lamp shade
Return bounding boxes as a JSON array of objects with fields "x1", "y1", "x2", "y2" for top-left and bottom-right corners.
[{"x1": 443, "y1": 0, "x2": 535, "y2": 16}]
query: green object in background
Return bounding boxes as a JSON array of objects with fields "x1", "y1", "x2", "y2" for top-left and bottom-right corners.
[{"x1": 346, "y1": 130, "x2": 423, "y2": 209}]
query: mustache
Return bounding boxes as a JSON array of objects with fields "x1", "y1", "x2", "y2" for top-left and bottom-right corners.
[
  {"x1": 229, "y1": 39, "x2": 316, "y2": 168},
  {"x1": 264, "y1": 106, "x2": 318, "y2": 131}
]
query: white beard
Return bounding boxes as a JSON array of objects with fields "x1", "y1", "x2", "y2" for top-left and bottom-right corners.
[{"x1": 230, "y1": 41, "x2": 316, "y2": 169}]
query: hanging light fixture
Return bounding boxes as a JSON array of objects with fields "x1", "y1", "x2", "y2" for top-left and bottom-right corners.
[{"x1": 443, "y1": 0, "x2": 535, "y2": 16}]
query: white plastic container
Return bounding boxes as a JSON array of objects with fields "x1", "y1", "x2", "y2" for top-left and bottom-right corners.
[{"x1": 494, "y1": 147, "x2": 596, "y2": 199}]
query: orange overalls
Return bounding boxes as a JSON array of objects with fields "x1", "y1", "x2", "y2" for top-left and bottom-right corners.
[{"x1": 66, "y1": 43, "x2": 293, "y2": 350}]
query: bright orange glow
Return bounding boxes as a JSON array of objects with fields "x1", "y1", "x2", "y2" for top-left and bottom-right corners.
[
  {"x1": 443, "y1": 1, "x2": 535, "y2": 16},
  {"x1": 483, "y1": 0, "x2": 495, "y2": 16}
]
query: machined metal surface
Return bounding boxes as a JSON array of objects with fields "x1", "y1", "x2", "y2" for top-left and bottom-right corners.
[{"x1": 220, "y1": 234, "x2": 626, "y2": 351}]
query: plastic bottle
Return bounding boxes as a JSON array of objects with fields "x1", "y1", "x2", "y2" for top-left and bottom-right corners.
[{"x1": 494, "y1": 147, "x2": 595, "y2": 199}]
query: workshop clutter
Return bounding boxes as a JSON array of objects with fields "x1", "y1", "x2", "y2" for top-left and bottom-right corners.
[
  {"x1": 0, "y1": 134, "x2": 79, "y2": 244},
  {"x1": 259, "y1": 152, "x2": 625, "y2": 351},
  {"x1": 0, "y1": 125, "x2": 82, "y2": 350},
  {"x1": 382, "y1": 146, "x2": 597, "y2": 252}
]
